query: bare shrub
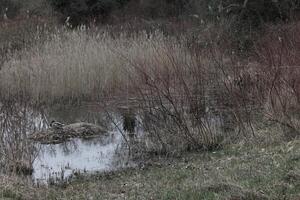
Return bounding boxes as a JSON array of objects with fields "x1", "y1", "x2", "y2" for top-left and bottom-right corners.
[
  {"x1": 254, "y1": 22, "x2": 300, "y2": 139},
  {"x1": 122, "y1": 37, "x2": 235, "y2": 153},
  {"x1": 0, "y1": 102, "x2": 46, "y2": 175}
]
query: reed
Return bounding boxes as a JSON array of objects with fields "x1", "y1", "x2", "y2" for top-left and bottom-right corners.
[{"x1": 0, "y1": 27, "x2": 177, "y2": 103}]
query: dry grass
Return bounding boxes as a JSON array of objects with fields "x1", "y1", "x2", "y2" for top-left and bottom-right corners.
[{"x1": 0, "y1": 28, "x2": 183, "y2": 103}]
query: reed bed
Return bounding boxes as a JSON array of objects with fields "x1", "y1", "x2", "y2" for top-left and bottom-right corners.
[{"x1": 0, "y1": 28, "x2": 181, "y2": 103}]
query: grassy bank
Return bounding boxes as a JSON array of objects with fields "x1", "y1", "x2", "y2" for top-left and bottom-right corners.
[{"x1": 1, "y1": 136, "x2": 299, "y2": 200}]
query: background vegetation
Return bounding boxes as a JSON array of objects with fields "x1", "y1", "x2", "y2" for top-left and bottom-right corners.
[{"x1": 0, "y1": 0, "x2": 299, "y2": 150}]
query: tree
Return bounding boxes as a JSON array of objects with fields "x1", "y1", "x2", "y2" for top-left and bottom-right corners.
[
  {"x1": 48, "y1": 0, "x2": 129, "y2": 25},
  {"x1": 0, "y1": 0, "x2": 21, "y2": 19}
]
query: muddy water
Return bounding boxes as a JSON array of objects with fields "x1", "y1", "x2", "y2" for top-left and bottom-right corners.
[{"x1": 0, "y1": 103, "x2": 140, "y2": 184}]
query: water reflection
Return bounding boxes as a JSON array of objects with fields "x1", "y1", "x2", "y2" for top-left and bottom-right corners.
[
  {"x1": 0, "y1": 103, "x2": 136, "y2": 184},
  {"x1": 33, "y1": 135, "x2": 123, "y2": 184}
]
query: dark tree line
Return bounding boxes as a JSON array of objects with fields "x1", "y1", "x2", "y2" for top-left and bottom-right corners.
[{"x1": 1, "y1": 0, "x2": 300, "y2": 26}]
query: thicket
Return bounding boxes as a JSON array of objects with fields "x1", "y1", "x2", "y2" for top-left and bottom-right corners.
[
  {"x1": 44, "y1": 0, "x2": 300, "y2": 25},
  {"x1": 40, "y1": 0, "x2": 300, "y2": 52},
  {"x1": 47, "y1": 0, "x2": 130, "y2": 25},
  {"x1": 2, "y1": 0, "x2": 300, "y2": 25},
  {"x1": 0, "y1": 0, "x2": 51, "y2": 18}
]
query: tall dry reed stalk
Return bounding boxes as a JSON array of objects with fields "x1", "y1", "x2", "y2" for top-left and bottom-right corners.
[{"x1": 0, "y1": 28, "x2": 171, "y2": 103}]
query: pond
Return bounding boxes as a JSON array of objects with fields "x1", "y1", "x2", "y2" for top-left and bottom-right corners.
[
  {"x1": 0, "y1": 103, "x2": 141, "y2": 185},
  {"x1": 0, "y1": 101, "x2": 238, "y2": 185}
]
